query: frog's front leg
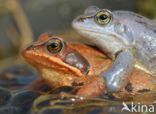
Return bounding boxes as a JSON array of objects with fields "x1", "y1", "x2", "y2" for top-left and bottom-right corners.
[{"x1": 102, "y1": 49, "x2": 134, "y2": 92}]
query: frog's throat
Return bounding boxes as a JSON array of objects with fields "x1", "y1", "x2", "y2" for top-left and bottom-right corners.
[
  {"x1": 74, "y1": 29, "x2": 131, "y2": 59},
  {"x1": 23, "y1": 51, "x2": 85, "y2": 77},
  {"x1": 40, "y1": 68, "x2": 74, "y2": 87},
  {"x1": 75, "y1": 28, "x2": 130, "y2": 46}
]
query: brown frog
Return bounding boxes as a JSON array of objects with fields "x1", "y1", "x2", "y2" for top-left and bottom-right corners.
[{"x1": 22, "y1": 33, "x2": 156, "y2": 98}]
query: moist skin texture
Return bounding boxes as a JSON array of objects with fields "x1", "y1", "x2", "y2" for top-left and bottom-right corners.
[
  {"x1": 72, "y1": 6, "x2": 156, "y2": 92},
  {"x1": 22, "y1": 33, "x2": 156, "y2": 98},
  {"x1": 22, "y1": 33, "x2": 107, "y2": 97}
]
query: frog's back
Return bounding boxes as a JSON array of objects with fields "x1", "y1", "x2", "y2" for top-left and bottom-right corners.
[
  {"x1": 135, "y1": 30, "x2": 156, "y2": 76},
  {"x1": 113, "y1": 11, "x2": 156, "y2": 76}
]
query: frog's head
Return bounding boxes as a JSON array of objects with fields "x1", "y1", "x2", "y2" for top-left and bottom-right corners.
[
  {"x1": 22, "y1": 33, "x2": 92, "y2": 87},
  {"x1": 72, "y1": 6, "x2": 133, "y2": 57}
]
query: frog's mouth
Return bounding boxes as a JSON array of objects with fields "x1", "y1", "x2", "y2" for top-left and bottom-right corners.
[
  {"x1": 22, "y1": 45, "x2": 91, "y2": 77},
  {"x1": 73, "y1": 27, "x2": 129, "y2": 46},
  {"x1": 72, "y1": 22, "x2": 130, "y2": 59},
  {"x1": 72, "y1": 17, "x2": 129, "y2": 47}
]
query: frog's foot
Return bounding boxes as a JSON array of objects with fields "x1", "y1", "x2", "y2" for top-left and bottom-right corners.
[
  {"x1": 76, "y1": 76, "x2": 105, "y2": 97},
  {"x1": 102, "y1": 50, "x2": 134, "y2": 92}
]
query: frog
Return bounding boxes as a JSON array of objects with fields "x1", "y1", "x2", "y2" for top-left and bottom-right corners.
[
  {"x1": 22, "y1": 32, "x2": 156, "y2": 98},
  {"x1": 22, "y1": 32, "x2": 106, "y2": 97},
  {"x1": 72, "y1": 6, "x2": 156, "y2": 93}
]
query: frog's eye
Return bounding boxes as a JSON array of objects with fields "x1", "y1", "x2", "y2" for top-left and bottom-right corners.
[
  {"x1": 94, "y1": 10, "x2": 112, "y2": 25},
  {"x1": 46, "y1": 38, "x2": 63, "y2": 54}
]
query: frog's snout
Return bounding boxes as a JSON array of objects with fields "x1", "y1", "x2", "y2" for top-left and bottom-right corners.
[
  {"x1": 25, "y1": 45, "x2": 34, "y2": 51},
  {"x1": 21, "y1": 44, "x2": 36, "y2": 58},
  {"x1": 76, "y1": 16, "x2": 85, "y2": 22}
]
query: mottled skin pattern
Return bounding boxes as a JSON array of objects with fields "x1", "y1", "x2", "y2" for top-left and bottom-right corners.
[{"x1": 72, "y1": 6, "x2": 156, "y2": 92}]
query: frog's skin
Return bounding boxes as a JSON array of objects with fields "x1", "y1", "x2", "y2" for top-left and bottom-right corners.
[
  {"x1": 22, "y1": 33, "x2": 107, "y2": 97},
  {"x1": 22, "y1": 33, "x2": 156, "y2": 98},
  {"x1": 72, "y1": 6, "x2": 156, "y2": 92}
]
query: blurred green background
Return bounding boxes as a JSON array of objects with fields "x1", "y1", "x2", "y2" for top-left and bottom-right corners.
[{"x1": 0, "y1": 0, "x2": 156, "y2": 68}]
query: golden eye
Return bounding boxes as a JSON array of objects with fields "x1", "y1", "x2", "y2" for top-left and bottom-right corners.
[
  {"x1": 46, "y1": 38, "x2": 63, "y2": 54},
  {"x1": 94, "y1": 10, "x2": 112, "y2": 25}
]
